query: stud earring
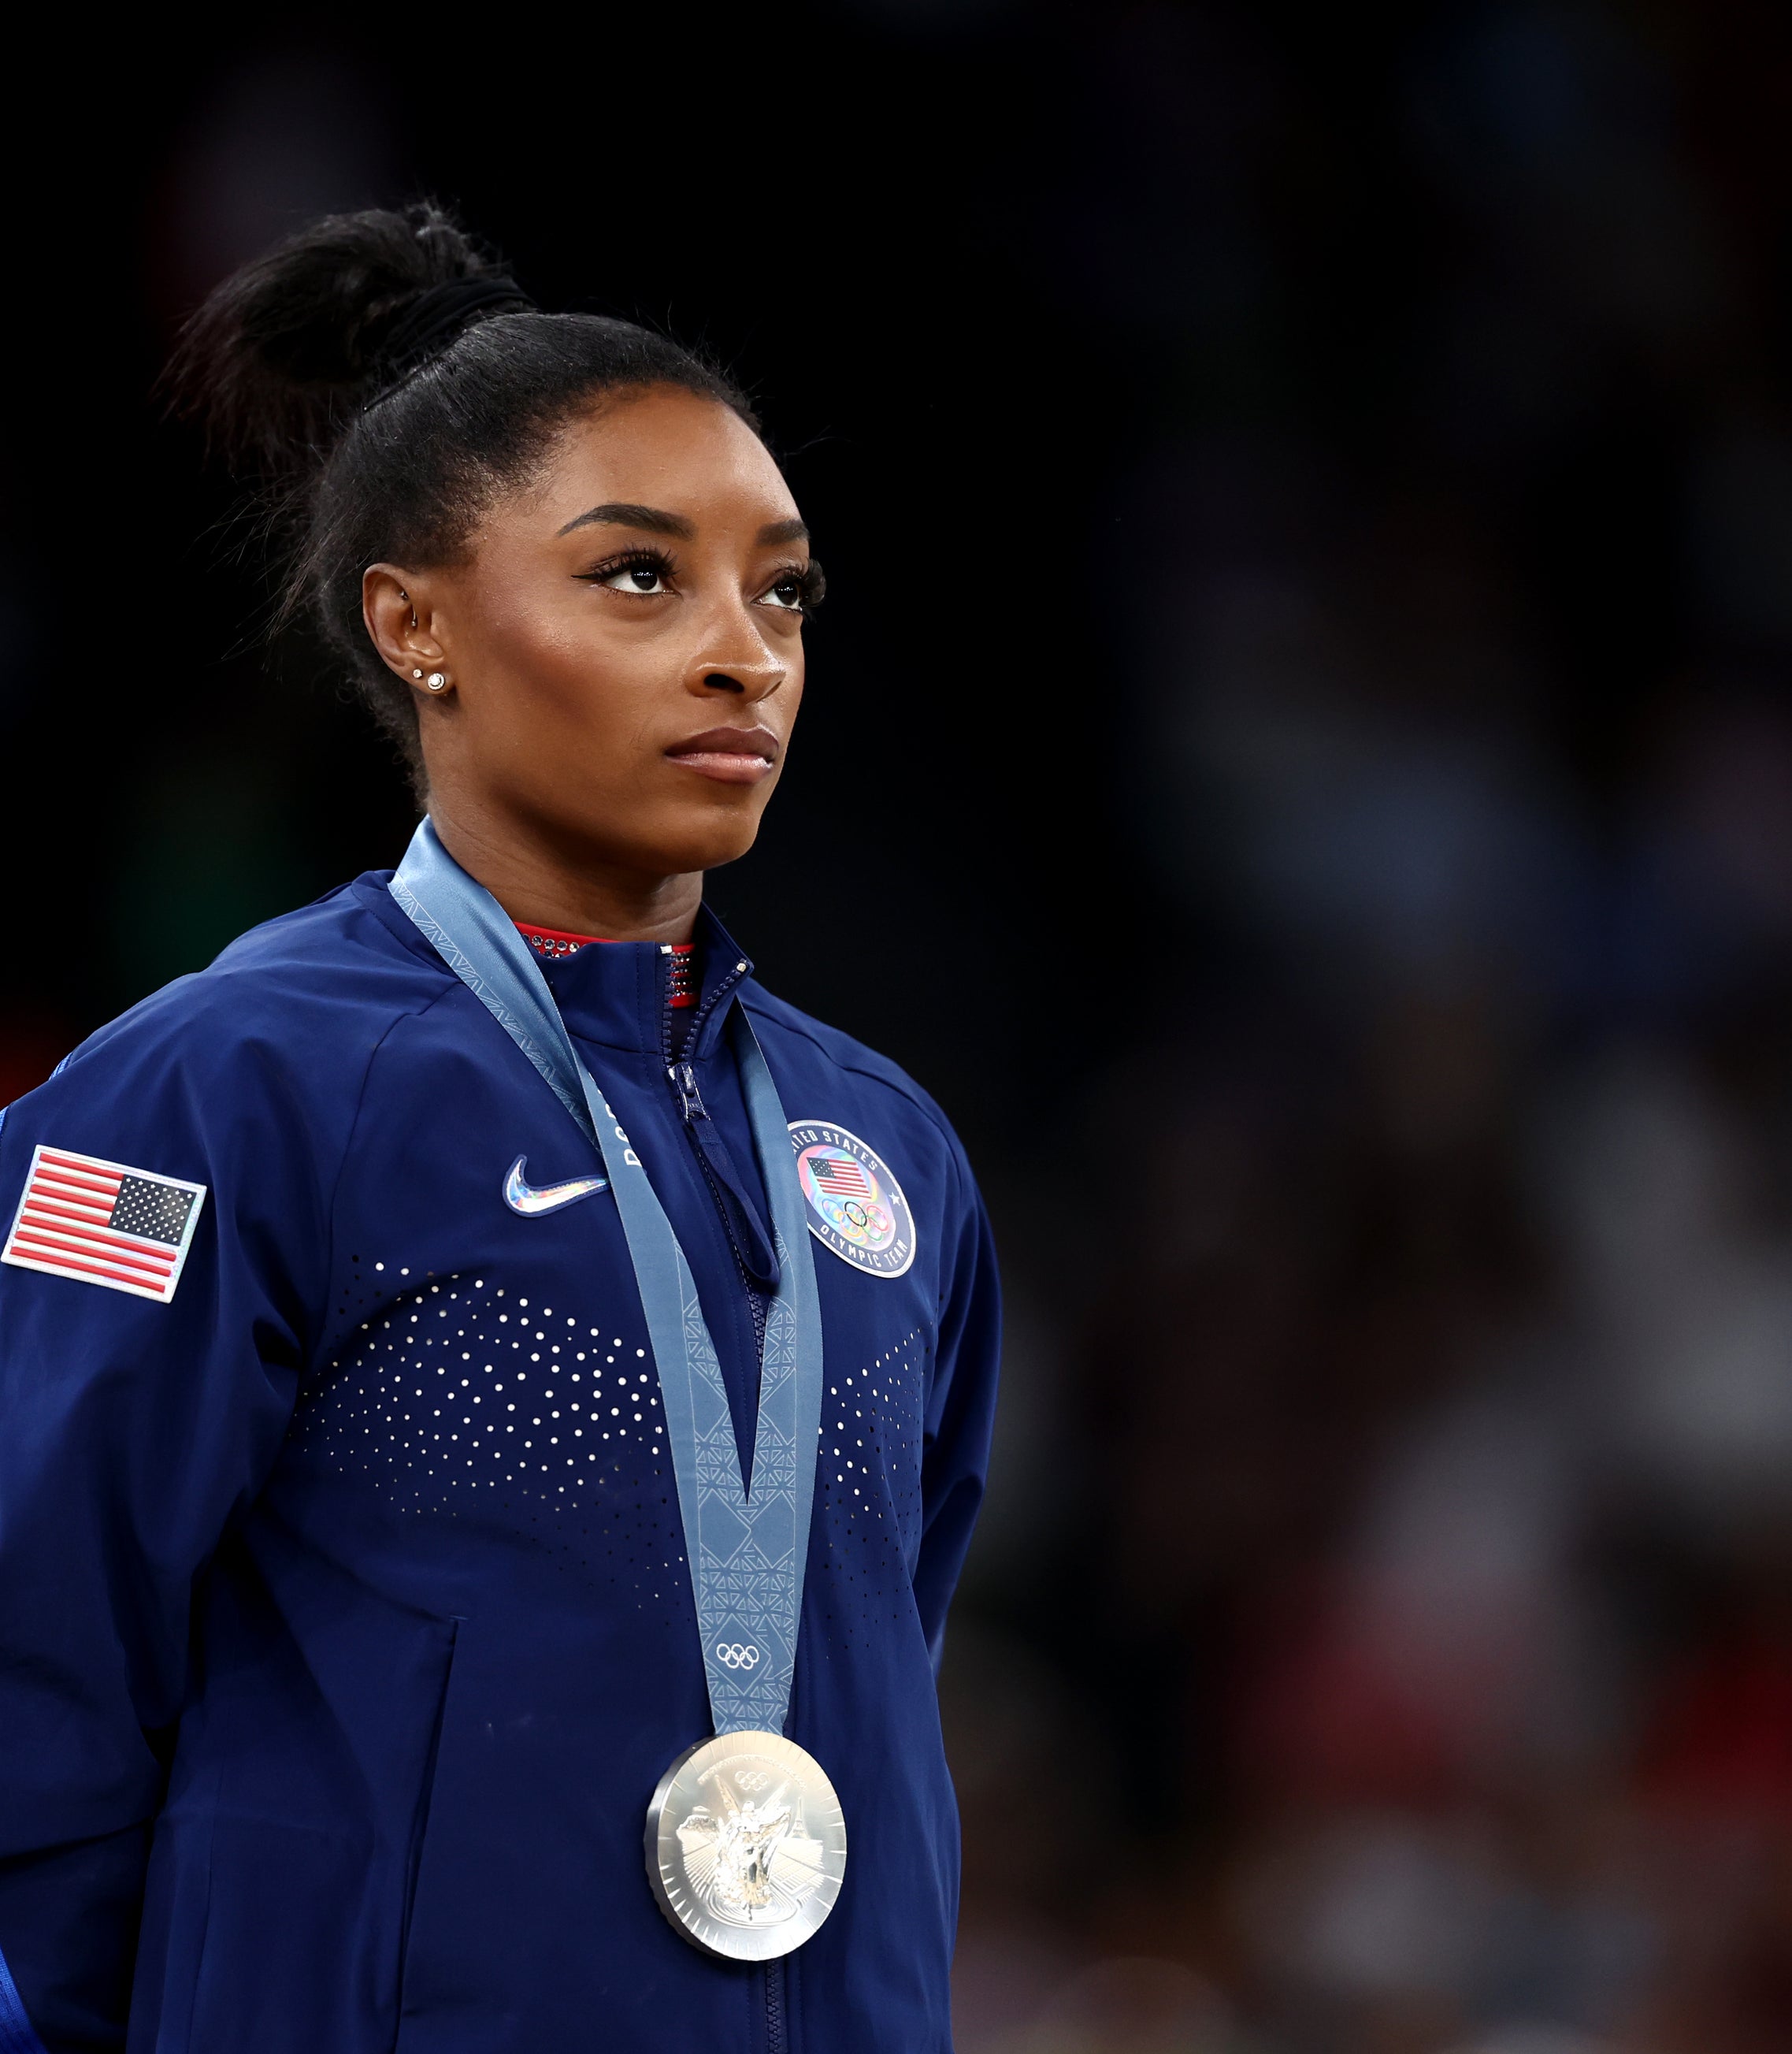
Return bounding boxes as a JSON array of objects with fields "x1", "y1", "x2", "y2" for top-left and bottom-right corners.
[
  {"x1": 411, "y1": 667, "x2": 424, "y2": 680},
  {"x1": 425, "y1": 672, "x2": 449, "y2": 693}
]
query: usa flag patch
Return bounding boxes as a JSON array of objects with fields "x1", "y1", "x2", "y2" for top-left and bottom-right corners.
[{"x1": 2, "y1": 1146, "x2": 206, "y2": 1303}]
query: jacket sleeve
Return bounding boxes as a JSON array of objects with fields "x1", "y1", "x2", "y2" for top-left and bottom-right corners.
[
  {"x1": 912, "y1": 1136, "x2": 1002, "y2": 1669},
  {"x1": 0, "y1": 1004, "x2": 331, "y2": 2052}
]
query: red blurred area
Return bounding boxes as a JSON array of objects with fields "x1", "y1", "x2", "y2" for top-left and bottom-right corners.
[{"x1": 0, "y1": 1023, "x2": 69, "y2": 1111}]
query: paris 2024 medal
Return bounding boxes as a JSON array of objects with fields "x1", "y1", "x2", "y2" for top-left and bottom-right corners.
[{"x1": 646, "y1": 1730, "x2": 848, "y2": 1961}]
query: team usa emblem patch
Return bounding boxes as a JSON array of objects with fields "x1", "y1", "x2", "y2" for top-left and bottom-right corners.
[
  {"x1": 2, "y1": 1145, "x2": 207, "y2": 1303},
  {"x1": 788, "y1": 1121, "x2": 915, "y2": 1278}
]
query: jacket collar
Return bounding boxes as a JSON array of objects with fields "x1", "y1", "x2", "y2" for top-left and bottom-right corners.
[{"x1": 536, "y1": 902, "x2": 754, "y2": 1060}]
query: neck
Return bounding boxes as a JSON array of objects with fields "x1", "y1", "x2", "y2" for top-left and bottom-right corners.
[{"x1": 427, "y1": 804, "x2": 703, "y2": 945}]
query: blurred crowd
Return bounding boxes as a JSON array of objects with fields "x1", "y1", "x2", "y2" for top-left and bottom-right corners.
[
  {"x1": 941, "y1": 6, "x2": 1792, "y2": 2051},
  {"x1": 4, "y1": 5, "x2": 1792, "y2": 2052}
]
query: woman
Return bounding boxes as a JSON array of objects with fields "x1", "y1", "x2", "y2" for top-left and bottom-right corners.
[{"x1": 0, "y1": 205, "x2": 1000, "y2": 2054}]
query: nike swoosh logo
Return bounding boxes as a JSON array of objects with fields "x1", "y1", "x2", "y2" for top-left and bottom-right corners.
[{"x1": 503, "y1": 1155, "x2": 608, "y2": 1216}]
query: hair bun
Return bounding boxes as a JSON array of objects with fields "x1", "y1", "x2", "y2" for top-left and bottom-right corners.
[
  {"x1": 168, "y1": 201, "x2": 514, "y2": 474},
  {"x1": 373, "y1": 276, "x2": 536, "y2": 387}
]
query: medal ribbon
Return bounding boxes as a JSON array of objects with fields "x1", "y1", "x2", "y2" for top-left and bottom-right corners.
[{"x1": 391, "y1": 819, "x2": 825, "y2": 1736}]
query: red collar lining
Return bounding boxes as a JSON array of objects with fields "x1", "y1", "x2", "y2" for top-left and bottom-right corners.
[{"x1": 515, "y1": 923, "x2": 696, "y2": 1005}]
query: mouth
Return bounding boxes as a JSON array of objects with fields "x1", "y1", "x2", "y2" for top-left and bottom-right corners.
[{"x1": 663, "y1": 726, "x2": 781, "y2": 786}]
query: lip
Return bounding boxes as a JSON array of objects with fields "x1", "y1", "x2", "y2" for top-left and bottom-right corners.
[{"x1": 664, "y1": 726, "x2": 781, "y2": 786}]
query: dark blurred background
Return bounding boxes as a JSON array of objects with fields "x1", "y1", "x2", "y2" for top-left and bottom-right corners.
[{"x1": 7, "y1": 4, "x2": 1792, "y2": 2048}]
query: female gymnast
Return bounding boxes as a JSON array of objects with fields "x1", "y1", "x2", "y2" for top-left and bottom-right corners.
[{"x1": 0, "y1": 202, "x2": 1000, "y2": 2054}]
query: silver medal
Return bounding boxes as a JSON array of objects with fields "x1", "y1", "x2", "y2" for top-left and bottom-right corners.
[{"x1": 646, "y1": 1731, "x2": 847, "y2": 1961}]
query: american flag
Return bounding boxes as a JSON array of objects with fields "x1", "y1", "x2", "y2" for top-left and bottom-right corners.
[
  {"x1": 811, "y1": 1154, "x2": 872, "y2": 1200},
  {"x1": 2, "y1": 1145, "x2": 206, "y2": 1303}
]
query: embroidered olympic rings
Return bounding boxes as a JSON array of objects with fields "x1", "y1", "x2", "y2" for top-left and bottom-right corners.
[{"x1": 715, "y1": 1642, "x2": 761, "y2": 1670}]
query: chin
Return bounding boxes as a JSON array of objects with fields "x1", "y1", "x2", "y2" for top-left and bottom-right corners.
[
  {"x1": 651, "y1": 807, "x2": 767, "y2": 877},
  {"x1": 529, "y1": 782, "x2": 767, "y2": 876},
  {"x1": 680, "y1": 829, "x2": 763, "y2": 874}
]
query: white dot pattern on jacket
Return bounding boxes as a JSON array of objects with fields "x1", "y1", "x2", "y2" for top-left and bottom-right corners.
[
  {"x1": 814, "y1": 1328, "x2": 929, "y2": 1640},
  {"x1": 292, "y1": 1268, "x2": 684, "y2": 1602},
  {"x1": 292, "y1": 1262, "x2": 934, "y2": 1633}
]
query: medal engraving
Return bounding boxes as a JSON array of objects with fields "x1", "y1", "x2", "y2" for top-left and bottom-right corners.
[{"x1": 647, "y1": 1732, "x2": 847, "y2": 1961}]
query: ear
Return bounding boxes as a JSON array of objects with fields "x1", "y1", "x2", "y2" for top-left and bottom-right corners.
[{"x1": 364, "y1": 564, "x2": 454, "y2": 696}]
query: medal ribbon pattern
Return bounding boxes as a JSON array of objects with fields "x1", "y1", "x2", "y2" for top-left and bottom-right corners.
[
  {"x1": 391, "y1": 820, "x2": 825, "y2": 1739},
  {"x1": 587, "y1": 1048, "x2": 819, "y2": 1734}
]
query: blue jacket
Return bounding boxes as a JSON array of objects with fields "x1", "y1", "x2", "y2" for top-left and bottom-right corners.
[{"x1": 0, "y1": 871, "x2": 1000, "y2": 2054}]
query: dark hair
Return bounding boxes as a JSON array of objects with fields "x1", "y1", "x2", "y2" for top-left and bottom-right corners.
[{"x1": 169, "y1": 201, "x2": 759, "y2": 790}]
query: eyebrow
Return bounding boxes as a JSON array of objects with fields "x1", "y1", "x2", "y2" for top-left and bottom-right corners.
[
  {"x1": 556, "y1": 502, "x2": 696, "y2": 540},
  {"x1": 757, "y1": 518, "x2": 810, "y2": 547},
  {"x1": 555, "y1": 503, "x2": 811, "y2": 548}
]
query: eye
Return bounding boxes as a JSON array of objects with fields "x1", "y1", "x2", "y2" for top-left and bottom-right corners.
[
  {"x1": 581, "y1": 548, "x2": 677, "y2": 596},
  {"x1": 757, "y1": 560, "x2": 825, "y2": 615},
  {"x1": 602, "y1": 562, "x2": 669, "y2": 596}
]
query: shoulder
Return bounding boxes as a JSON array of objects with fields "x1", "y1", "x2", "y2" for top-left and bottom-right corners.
[
  {"x1": 6, "y1": 875, "x2": 451, "y2": 1155},
  {"x1": 740, "y1": 984, "x2": 975, "y2": 1188},
  {"x1": 85, "y1": 875, "x2": 441, "y2": 1056}
]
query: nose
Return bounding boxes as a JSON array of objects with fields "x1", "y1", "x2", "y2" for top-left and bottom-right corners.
[
  {"x1": 685, "y1": 599, "x2": 787, "y2": 703},
  {"x1": 692, "y1": 656, "x2": 785, "y2": 700}
]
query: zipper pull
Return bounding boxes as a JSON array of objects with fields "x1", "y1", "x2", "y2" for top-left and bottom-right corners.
[{"x1": 669, "y1": 1060, "x2": 707, "y2": 1124}]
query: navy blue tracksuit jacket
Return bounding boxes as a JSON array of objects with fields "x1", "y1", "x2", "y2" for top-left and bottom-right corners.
[{"x1": 0, "y1": 871, "x2": 1000, "y2": 2053}]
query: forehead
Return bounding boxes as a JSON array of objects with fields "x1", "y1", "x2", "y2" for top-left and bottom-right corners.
[{"x1": 525, "y1": 386, "x2": 797, "y2": 533}]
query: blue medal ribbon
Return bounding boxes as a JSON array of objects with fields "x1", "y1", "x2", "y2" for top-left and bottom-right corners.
[{"x1": 391, "y1": 819, "x2": 824, "y2": 1736}]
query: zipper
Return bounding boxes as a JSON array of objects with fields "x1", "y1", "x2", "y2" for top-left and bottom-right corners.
[
  {"x1": 661, "y1": 949, "x2": 770, "y2": 1361},
  {"x1": 666, "y1": 943, "x2": 751, "y2": 1060},
  {"x1": 765, "y1": 1959, "x2": 788, "y2": 2054}
]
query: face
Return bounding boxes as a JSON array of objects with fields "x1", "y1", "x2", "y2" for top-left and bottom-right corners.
[{"x1": 365, "y1": 385, "x2": 815, "y2": 883}]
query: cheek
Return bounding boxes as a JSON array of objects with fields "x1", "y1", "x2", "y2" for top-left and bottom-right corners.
[{"x1": 472, "y1": 592, "x2": 662, "y2": 752}]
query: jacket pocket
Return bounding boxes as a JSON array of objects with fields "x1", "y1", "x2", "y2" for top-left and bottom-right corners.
[
  {"x1": 397, "y1": 1615, "x2": 462, "y2": 2014},
  {"x1": 176, "y1": 1610, "x2": 464, "y2": 2054}
]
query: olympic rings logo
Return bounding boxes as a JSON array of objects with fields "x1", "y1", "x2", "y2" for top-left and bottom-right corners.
[{"x1": 715, "y1": 1642, "x2": 761, "y2": 1670}]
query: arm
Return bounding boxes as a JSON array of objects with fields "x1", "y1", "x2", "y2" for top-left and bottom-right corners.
[
  {"x1": 912, "y1": 1140, "x2": 1002, "y2": 1670},
  {"x1": 0, "y1": 1011, "x2": 327, "y2": 2051}
]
